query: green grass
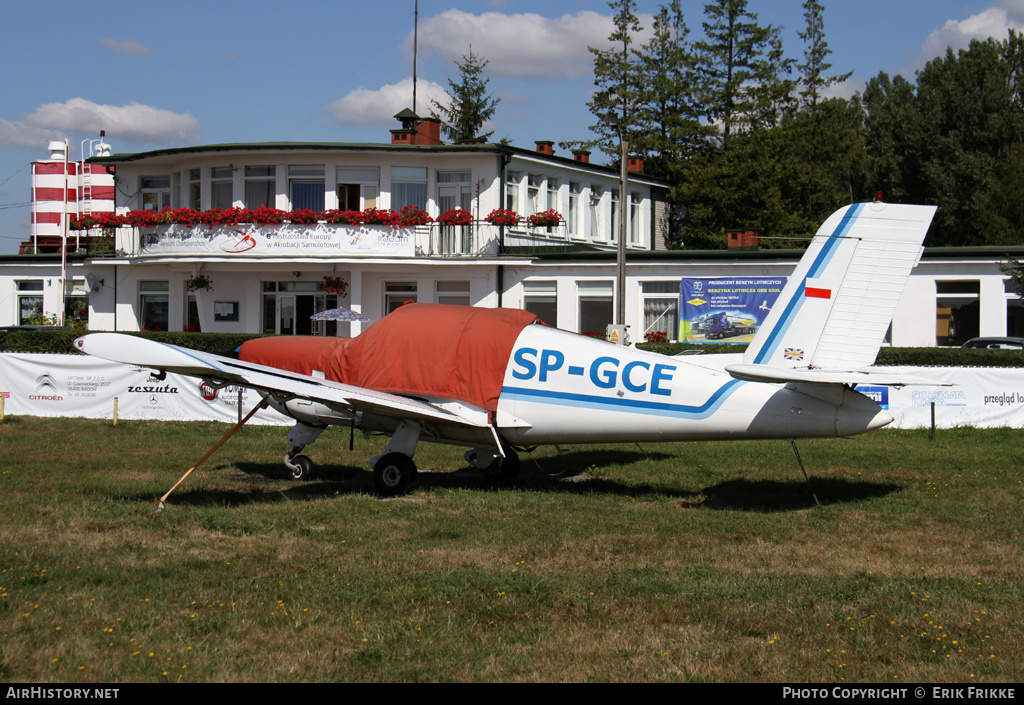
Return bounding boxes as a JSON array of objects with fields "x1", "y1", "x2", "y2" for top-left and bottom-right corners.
[{"x1": 0, "y1": 418, "x2": 1021, "y2": 682}]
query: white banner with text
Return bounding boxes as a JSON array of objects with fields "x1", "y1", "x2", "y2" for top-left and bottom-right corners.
[
  {"x1": 0, "y1": 353, "x2": 290, "y2": 425},
  {"x1": 2, "y1": 355, "x2": 1023, "y2": 429}
]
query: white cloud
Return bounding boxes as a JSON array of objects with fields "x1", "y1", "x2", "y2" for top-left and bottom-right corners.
[
  {"x1": 100, "y1": 38, "x2": 155, "y2": 57},
  {"x1": 909, "y1": 1, "x2": 1024, "y2": 71},
  {"x1": 19, "y1": 98, "x2": 200, "y2": 145},
  {"x1": 408, "y1": 10, "x2": 632, "y2": 80},
  {"x1": 326, "y1": 78, "x2": 447, "y2": 126},
  {"x1": 0, "y1": 117, "x2": 64, "y2": 149}
]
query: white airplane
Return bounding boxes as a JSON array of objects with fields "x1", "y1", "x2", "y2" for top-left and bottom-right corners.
[{"x1": 76, "y1": 201, "x2": 937, "y2": 497}]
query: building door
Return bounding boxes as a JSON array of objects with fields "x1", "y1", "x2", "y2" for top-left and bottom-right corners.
[{"x1": 437, "y1": 182, "x2": 473, "y2": 253}]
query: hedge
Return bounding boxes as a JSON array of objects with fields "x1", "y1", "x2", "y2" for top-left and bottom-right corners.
[
  {"x1": 2, "y1": 330, "x2": 1022, "y2": 368},
  {"x1": 0, "y1": 330, "x2": 269, "y2": 355},
  {"x1": 636, "y1": 341, "x2": 1024, "y2": 368}
]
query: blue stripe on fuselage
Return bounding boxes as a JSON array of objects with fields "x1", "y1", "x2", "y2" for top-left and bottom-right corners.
[
  {"x1": 500, "y1": 379, "x2": 744, "y2": 419},
  {"x1": 752, "y1": 203, "x2": 864, "y2": 365}
]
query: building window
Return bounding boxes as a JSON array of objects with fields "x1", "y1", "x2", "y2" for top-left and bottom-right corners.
[
  {"x1": 289, "y1": 165, "x2": 325, "y2": 211},
  {"x1": 611, "y1": 189, "x2": 620, "y2": 243},
  {"x1": 523, "y1": 280, "x2": 557, "y2": 327},
  {"x1": 139, "y1": 280, "x2": 169, "y2": 331},
  {"x1": 16, "y1": 280, "x2": 44, "y2": 325},
  {"x1": 630, "y1": 192, "x2": 642, "y2": 245},
  {"x1": 385, "y1": 281, "x2": 417, "y2": 314},
  {"x1": 65, "y1": 279, "x2": 88, "y2": 327},
  {"x1": 187, "y1": 169, "x2": 201, "y2": 209},
  {"x1": 641, "y1": 281, "x2": 680, "y2": 342},
  {"x1": 589, "y1": 186, "x2": 602, "y2": 241},
  {"x1": 578, "y1": 281, "x2": 613, "y2": 337},
  {"x1": 391, "y1": 167, "x2": 427, "y2": 210},
  {"x1": 1006, "y1": 278, "x2": 1023, "y2": 337},
  {"x1": 245, "y1": 166, "x2": 276, "y2": 209},
  {"x1": 183, "y1": 293, "x2": 200, "y2": 332},
  {"x1": 436, "y1": 281, "x2": 470, "y2": 306},
  {"x1": 505, "y1": 170, "x2": 520, "y2": 214},
  {"x1": 211, "y1": 167, "x2": 234, "y2": 209},
  {"x1": 527, "y1": 175, "x2": 542, "y2": 216},
  {"x1": 936, "y1": 280, "x2": 980, "y2": 346},
  {"x1": 337, "y1": 168, "x2": 380, "y2": 210},
  {"x1": 568, "y1": 182, "x2": 582, "y2": 239},
  {"x1": 140, "y1": 176, "x2": 170, "y2": 211},
  {"x1": 546, "y1": 178, "x2": 559, "y2": 212}
]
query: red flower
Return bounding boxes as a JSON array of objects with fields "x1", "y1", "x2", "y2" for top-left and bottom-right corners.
[
  {"x1": 485, "y1": 208, "x2": 521, "y2": 226},
  {"x1": 436, "y1": 209, "x2": 474, "y2": 226}
]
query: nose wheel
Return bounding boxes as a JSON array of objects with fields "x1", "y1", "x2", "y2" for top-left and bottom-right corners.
[{"x1": 285, "y1": 454, "x2": 315, "y2": 481}]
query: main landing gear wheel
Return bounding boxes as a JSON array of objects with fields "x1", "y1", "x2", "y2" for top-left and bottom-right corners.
[
  {"x1": 481, "y1": 446, "x2": 520, "y2": 481},
  {"x1": 374, "y1": 452, "x2": 418, "y2": 497},
  {"x1": 286, "y1": 454, "x2": 316, "y2": 481}
]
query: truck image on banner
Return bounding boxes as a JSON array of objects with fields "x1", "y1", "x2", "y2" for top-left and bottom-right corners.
[{"x1": 681, "y1": 277, "x2": 788, "y2": 343}]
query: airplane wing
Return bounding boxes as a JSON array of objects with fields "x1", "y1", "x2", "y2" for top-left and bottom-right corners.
[
  {"x1": 74, "y1": 333, "x2": 491, "y2": 429},
  {"x1": 724, "y1": 363, "x2": 950, "y2": 388}
]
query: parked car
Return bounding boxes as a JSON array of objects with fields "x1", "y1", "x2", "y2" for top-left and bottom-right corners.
[{"x1": 961, "y1": 336, "x2": 1024, "y2": 349}]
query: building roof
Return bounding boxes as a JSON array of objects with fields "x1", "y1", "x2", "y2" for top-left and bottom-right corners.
[{"x1": 86, "y1": 140, "x2": 668, "y2": 186}]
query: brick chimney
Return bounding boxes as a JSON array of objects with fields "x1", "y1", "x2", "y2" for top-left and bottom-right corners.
[
  {"x1": 572, "y1": 149, "x2": 590, "y2": 163},
  {"x1": 726, "y1": 229, "x2": 760, "y2": 249},
  {"x1": 416, "y1": 117, "x2": 442, "y2": 146},
  {"x1": 390, "y1": 109, "x2": 442, "y2": 145},
  {"x1": 535, "y1": 140, "x2": 554, "y2": 156}
]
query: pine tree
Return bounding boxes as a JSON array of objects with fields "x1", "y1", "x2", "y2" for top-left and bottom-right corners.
[
  {"x1": 691, "y1": 0, "x2": 775, "y2": 151},
  {"x1": 631, "y1": 1, "x2": 706, "y2": 178},
  {"x1": 796, "y1": 0, "x2": 852, "y2": 114},
  {"x1": 585, "y1": 0, "x2": 644, "y2": 159},
  {"x1": 430, "y1": 46, "x2": 501, "y2": 143}
]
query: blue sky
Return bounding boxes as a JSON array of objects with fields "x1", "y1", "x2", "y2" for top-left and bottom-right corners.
[{"x1": 1, "y1": 0, "x2": 1021, "y2": 254}]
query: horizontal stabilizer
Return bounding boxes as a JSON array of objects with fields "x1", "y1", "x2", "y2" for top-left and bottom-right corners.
[{"x1": 725, "y1": 363, "x2": 951, "y2": 387}]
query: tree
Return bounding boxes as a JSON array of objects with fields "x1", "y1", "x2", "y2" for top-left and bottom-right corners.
[
  {"x1": 630, "y1": 0, "x2": 706, "y2": 179},
  {"x1": 787, "y1": 0, "x2": 860, "y2": 224},
  {"x1": 585, "y1": 0, "x2": 645, "y2": 160},
  {"x1": 691, "y1": 0, "x2": 776, "y2": 151},
  {"x1": 796, "y1": 0, "x2": 852, "y2": 114},
  {"x1": 430, "y1": 47, "x2": 500, "y2": 143},
  {"x1": 862, "y1": 32, "x2": 1024, "y2": 245}
]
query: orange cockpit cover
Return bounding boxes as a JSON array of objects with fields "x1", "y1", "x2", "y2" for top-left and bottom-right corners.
[{"x1": 238, "y1": 304, "x2": 540, "y2": 412}]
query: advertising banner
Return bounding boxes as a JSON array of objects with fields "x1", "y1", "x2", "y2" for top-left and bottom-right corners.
[
  {"x1": 0, "y1": 353, "x2": 290, "y2": 425},
  {"x1": 680, "y1": 277, "x2": 787, "y2": 343},
  {"x1": 139, "y1": 222, "x2": 415, "y2": 257},
  {"x1": 2, "y1": 355, "x2": 1022, "y2": 430},
  {"x1": 857, "y1": 366, "x2": 1024, "y2": 429}
]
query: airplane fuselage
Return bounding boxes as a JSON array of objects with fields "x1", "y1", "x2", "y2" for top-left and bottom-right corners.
[{"x1": 496, "y1": 325, "x2": 891, "y2": 445}]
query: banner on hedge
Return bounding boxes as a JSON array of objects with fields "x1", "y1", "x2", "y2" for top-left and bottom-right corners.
[
  {"x1": 680, "y1": 277, "x2": 787, "y2": 343},
  {"x1": 856, "y1": 366, "x2": 1024, "y2": 429},
  {"x1": 0, "y1": 353, "x2": 290, "y2": 425},
  {"x1": 2, "y1": 355, "x2": 1023, "y2": 429}
]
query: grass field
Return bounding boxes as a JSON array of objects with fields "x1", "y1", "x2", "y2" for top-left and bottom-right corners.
[{"x1": 0, "y1": 417, "x2": 1021, "y2": 683}]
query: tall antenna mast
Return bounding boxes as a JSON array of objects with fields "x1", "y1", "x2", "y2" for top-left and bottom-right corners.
[{"x1": 413, "y1": 0, "x2": 419, "y2": 113}]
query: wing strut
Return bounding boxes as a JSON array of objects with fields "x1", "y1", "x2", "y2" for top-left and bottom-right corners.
[{"x1": 156, "y1": 395, "x2": 269, "y2": 512}]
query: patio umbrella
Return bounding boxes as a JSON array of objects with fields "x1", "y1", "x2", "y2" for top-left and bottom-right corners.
[{"x1": 311, "y1": 307, "x2": 371, "y2": 322}]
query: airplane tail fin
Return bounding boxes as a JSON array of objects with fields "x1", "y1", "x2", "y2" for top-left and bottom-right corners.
[{"x1": 743, "y1": 202, "x2": 936, "y2": 370}]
